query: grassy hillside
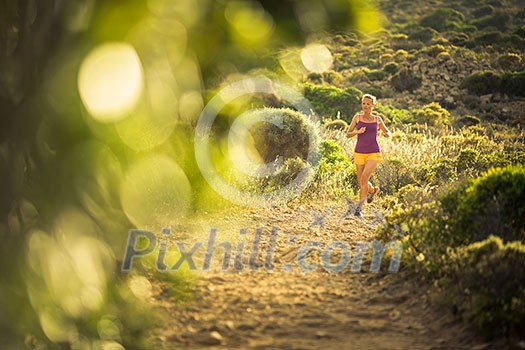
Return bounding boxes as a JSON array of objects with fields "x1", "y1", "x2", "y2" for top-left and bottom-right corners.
[{"x1": 304, "y1": 0, "x2": 525, "y2": 126}]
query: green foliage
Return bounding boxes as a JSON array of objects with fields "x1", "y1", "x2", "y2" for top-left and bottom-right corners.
[
  {"x1": 441, "y1": 236, "x2": 525, "y2": 338},
  {"x1": 390, "y1": 68, "x2": 422, "y2": 92},
  {"x1": 448, "y1": 31, "x2": 471, "y2": 46},
  {"x1": 455, "y1": 115, "x2": 481, "y2": 127},
  {"x1": 251, "y1": 107, "x2": 321, "y2": 165},
  {"x1": 263, "y1": 157, "x2": 313, "y2": 192},
  {"x1": 460, "y1": 71, "x2": 502, "y2": 95},
  {"x1": 420, "y1": 8, "x2": 466, "y2": 32},
  {"x1": 414, "y1": 102, "x2": 451, "y2": 126},
  {"x1": 312, "y1": 139, "x2": 356, "y2": 197},
  {"x1": 383, "y1": 62, "x2": 399, "y2": 74},
  {"x1": 472, "y1": 31, "x2": 503, "y2": 46},
  {"x1": 393, "y1": 49, "x2": 409, "y2": 62},
  {"x1": 501, "y1": 71, "x2": 525, "y2": 97},
  {"x1": 445, "y1": 165, "x2": 525, "y2": 244},
  {"x1": 421, "y1": 158, "x2": 456, "y2": 185},
  {"x1": 302, "y1": 83, "x2": 363, "y2": 121},
  {"x1": 471, "y1": 11, "x2": 510, "y2": 31},
  {"x1": 461, "y1": 71, "x2": 525, "y2": 96},
  {"x1": 408, "y1": 27, "x2": 438, "y2": 43},
  {"x1": 423, "y1": 44, "x2": 447, "y2": 57},
  {"x1": 379, "y1": 53, "x2": 394, "y2": 65},
  {"x1": 455, "y1": 148, "x2": 481, "y2": 173},
  {"x1": 374, "y1": 104, "x2": 413, "y2": 123},
  {"x1": 375, "y1": 157, "x2": 415, "y2": 195},
  {"x1": 324, "y1": 119, "x2": 348, "y2": 131},
  {"x1": 364, "y1": 69, "x2": 389, "y2": 81},
  {"x1": 307, "y1": 71, "x2": 345, "y2": 85},
  {"x1": 472, "y1": 5, "x2": 495, "y2": 18},
  {"x1": 319, "y1": 139, "x2": 351, "y2": 165}
]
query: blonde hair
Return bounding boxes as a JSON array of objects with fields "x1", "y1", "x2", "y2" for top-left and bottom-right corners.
[{"x1": 362, "y1": 93, "x2": 377, "y2": 104}]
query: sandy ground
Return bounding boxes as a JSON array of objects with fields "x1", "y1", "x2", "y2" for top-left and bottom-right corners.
[{"x1": 147, "y1": 201, "x2": 489, "y2": 350}]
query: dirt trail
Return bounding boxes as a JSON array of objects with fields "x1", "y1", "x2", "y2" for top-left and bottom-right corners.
[{"x1": 148, "y1": 201, "x2": 486, "y2": 349}]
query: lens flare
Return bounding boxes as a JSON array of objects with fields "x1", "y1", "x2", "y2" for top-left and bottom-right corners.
[
  {"x1": 300, "y1": 43, "x2": 333, "y2": 73},
  {"x1": 78, "y1": 42, "x2": 144, "y2": 122},
  {"x1": 120, "y1": 155, "x2": 192, "y2": 230}
]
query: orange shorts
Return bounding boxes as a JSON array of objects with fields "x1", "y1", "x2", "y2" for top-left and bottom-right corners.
[{"x1": 354, "y1": 152, "x2": 382, "y2": 165}]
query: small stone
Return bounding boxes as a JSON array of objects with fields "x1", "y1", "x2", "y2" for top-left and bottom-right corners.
[
  {"x1": 389, "y1": 310, "x2": 401, "y2": 321},
  {"x1": 315, "y1": 331, "x2": 330, "y2": 338},
  {"x1": 199, "y1": 331, "x2": 223, "y2": 345},
  {"x1": 223, "y1": 320, "x2": 235, "y2": 330},
  {"x1": 237, "y1": 323, "x2": 256, "y2": 331}
]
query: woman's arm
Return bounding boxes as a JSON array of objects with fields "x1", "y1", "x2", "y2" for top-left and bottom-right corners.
[
  {"x1": 346, "y1": 114, "x2": 365, "y2": 137},
  {"x1": 378, "y1": 115, "x2": 391, "y2": 138}
]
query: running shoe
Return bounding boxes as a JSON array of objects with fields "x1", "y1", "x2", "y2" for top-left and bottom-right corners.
[{"x1": 366, "y1": 187, "x2": 379, "y2": 204}]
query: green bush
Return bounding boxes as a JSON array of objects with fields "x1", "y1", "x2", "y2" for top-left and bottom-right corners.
[
  {"x1": 455, "y1": 148, "x2": 484, "y2": 176},
  {"x1": 364, "y1": 69, "x2": 389, "y2": 81},
  {"x1": 484, "y1": 151, "x2": 525, "y2": 169},
  {"x1": 408, "y1": 27, "x2": 437, "y2": 43},
  {"x1": 375, "y1": 157, "x2": 415, "y2": 195},
  {"x1": 374, "y1": 104, "x2": 413, "y2": 124},
  {"x1": 383, "y1": 62, "x2": 399, "y2": 74},
  {"x1": 303, "y1": 83, "x2": 363, "y2": 122},
  {"x1": 447, "y1": 32, "x2": 470, "y2": 46},
  {"x1": 250, "y1": 107, "x2": 321, "y2": 164},
  {"x1": 461, "y1": 71, "x2": 525, "y2": 97},
  {"x1": 324, "y1": 119, "x2": 348, "y2": 131},
  {"x1": 436, "y1": 51, "x2": 452, "y2": 61},
  {"x1": 445, "y1": 165, "x2": 525, "y2": 244},
  {"x1": 263, "y1": 157, "x2": 313, "y2": 192},
  {"x1": 423, "y1": 44, "x2": 447, "y2": 57},
  {"x1": 441, "y1": 236, "x2": 525, "y2": 338},
  {"x1": 472, "y1": 31, "x2": 503, "y2": 46},
  {"x1": 382, "y1": 166, "x2": 525, "y2": 275},
  {"x1": 420, "y1": 8, "x2": 466, "y2": 32},
  {"x1": 472, "y1": 5, "x2": 494, "y2": 18},
  {"x1": 379, "y1": 53, "x2": 394, "y2": 65},
  {"x1": 307, "y1": 71, "x2": 345, "y2": 85},
  {"x1": 414, "y1": 102, "x2": 451, "y2": 126},
  {"x1": 455, "y1": 115, "x2": 481, "y2": 127},
  {"x1": 460, "y1": 71, "x2": 502, "y2": 95},
  {"x1": 501, "y1": 71, "x2": 525, "y2": 97},
  {"x1": 319, "y1": 139, "x2": 350, "y2": 165},
  {"x1": 312, "y1": 140, "x2": 357, "y2": 196},
  {"x1": 471, "y1": 11, "x2": 509, "y2": 31},
  {"x1": 421, "y1": 158, "x2": 456, "y2": 186},
  {"x1": 390, "y1": 68, "x2": 422, "y2": 92},
  {"x1": 393, "y1": 49, "x2": 409, "y2": 62}
]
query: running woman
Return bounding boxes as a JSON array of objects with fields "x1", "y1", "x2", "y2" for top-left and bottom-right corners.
[{"x1": 346, "y1": 93, "x2": 391, "y2": 218}]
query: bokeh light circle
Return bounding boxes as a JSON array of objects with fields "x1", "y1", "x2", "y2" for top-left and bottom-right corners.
[
  {"x1": 300, "y1": 43, "x2": 333, "y2": 73},
  {"x1": 120, "y1": 155, "x2": 191, "y2": 229},
  {"x1": 78, "y1": 42, "x2": 144, "y2": 122}
]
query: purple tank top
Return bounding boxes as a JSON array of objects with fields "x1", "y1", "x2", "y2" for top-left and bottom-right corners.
[{"x1": 355, "y1": 115, "x2": 381, "y2": 154}]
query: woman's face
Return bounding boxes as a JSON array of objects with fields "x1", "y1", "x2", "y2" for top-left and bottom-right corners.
[{"x1": 362, "y1": 97, "x2": 375, "y2": 112}]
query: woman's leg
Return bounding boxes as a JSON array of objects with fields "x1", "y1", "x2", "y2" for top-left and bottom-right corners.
[
  {"x1": 358, "y1": 160, "x2": 380, "y2": 208},
  {"x1": 356, "y1": 164, "x2": 364, "y2": 189}
]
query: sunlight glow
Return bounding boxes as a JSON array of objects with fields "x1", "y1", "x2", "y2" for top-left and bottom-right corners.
[
  {"x1": 301, "y1": 43, "x2": 333, "y2": 73},
  {"x1": 128, "y1": 276, "x2": 153, "y2": 300},
  {"x1": 279, "y1": 48, "x2": 308, "y2": 81},
  {"x1": 120, "y1": 155, "x2": 192, "y2": 230},
  {"x1": 225, "y1": 2, "x2": 274, "y2": 45},
  {"x1": 78, "y1": 43, "x2": 144, "y2": 122}
]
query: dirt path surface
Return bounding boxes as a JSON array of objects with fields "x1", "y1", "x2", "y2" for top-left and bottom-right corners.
[{"x1": 148, "y1": 201, "x2": 486, "y2": 349}]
